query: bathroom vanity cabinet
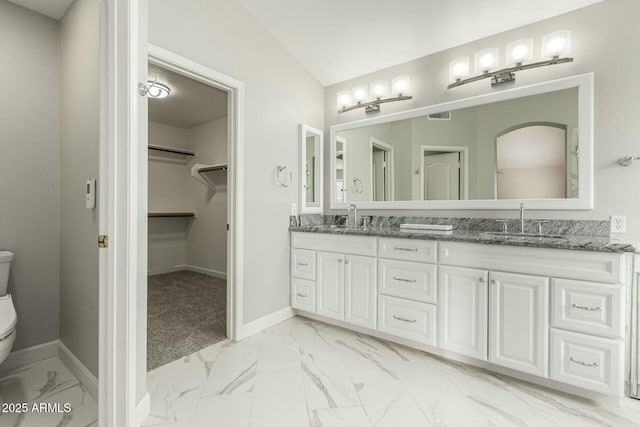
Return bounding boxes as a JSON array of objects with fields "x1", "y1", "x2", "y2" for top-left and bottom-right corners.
[{"x1": 290, "y1": 231, "x2": 633, "y2": 400}]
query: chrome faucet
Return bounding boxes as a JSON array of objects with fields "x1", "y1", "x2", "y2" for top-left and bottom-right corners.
[
  {"x1": 348, "y1": 204, "x2": 358, "y2": 227},
  {"x1": 519, "y1": 203, "x2": 525, "y2": 234}
]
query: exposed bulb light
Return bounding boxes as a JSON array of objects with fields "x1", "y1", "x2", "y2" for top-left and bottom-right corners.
[
  {"x1": 474, "y1": 48, "x2": 499, "y2": 73},
  {"x1": 147, "y1": 81, "x2": 170, "y2": 98},
  {"x1": 337, "y1": 91, "x2": 352, "y2": 108},
  {"x1": 542, "y1": 30, "x2": 571, "y2": 58},
  {"x1": 449, "y1": 57, "x2": 470, "y2": 82},
  {"x1": 506, "y1": 39, "x2": 533, "y2": 65},
  {"x1": 370, "y1": 80, "x2": 389, "y2": 98},
  {"x1": 391, "y1": 76, "x2": 410, "y2": 95},
  {"x1": 352, "y1": 85, "x2": 368, "y2": 103}
]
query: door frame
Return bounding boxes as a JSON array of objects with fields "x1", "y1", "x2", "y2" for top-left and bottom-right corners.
[
  {"x1": 147, "y1": 44, "x2": 244, "y2": 342},
  {"x1": 419, "y1": 145, "x2": 469, "y2": 200},
  {"x1": 369, "y1": 137, "x2": 394, "y2": 201},
  {"x1": 100, "y1": 1, "x2": 245, "y2": 423}
]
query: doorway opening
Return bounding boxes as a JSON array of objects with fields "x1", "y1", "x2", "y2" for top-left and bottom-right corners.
[
  {"x1": 145, "y1": 61, "x2": 231, "y2": 371},
  {"x1": 420, "y1": 145, "x2": 469, "y2": 200},
  {"x1": 370, "y1": 137, "x2": 394, "y2": 201}
]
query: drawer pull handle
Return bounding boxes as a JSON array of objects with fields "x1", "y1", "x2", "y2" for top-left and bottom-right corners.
[
  {"x1": 393, "y1": 276, "x2": 417, "y2": 283},
  {"x1": 297, "y1": 262, "x2": 309, "y2": 267},
  {"x1": 570, "y1": 357, "x2": 599, "y2": 368},
  {"x1": 572, "y1": 303, "x2": 602, "y2": 312},
  {"x1": 296, "y1": 293, "x2": 309, "y2": 298},
  {"x1": 393, "y1": 315, "x2": 417, "y2": 323},
  {"x1": 393, "y1": 246, "x2": 418, "y2": 252}
]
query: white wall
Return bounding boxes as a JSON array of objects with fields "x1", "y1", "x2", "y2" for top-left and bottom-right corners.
[
  {"x1": 186, "y1": 118, "x2": 228, "y2": 276},
  {"x1": 0, "y1": 1, "x2": 60, "y2": 351},
  {"x1": 58, "y1": 0, "x2": 100, "y2": 377},
  {"x1": 324, "y1": 0, "x2": 640, "y2": 242},
  {"x1": 148, "y1": 0, "x2": 324, "y2": 329},
  {"x1": 147, "y1": 122, "x2": 190, "y2": 275}
]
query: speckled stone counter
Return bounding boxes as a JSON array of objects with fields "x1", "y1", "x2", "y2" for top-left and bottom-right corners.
[{"x1": 289, "y1": 221, "x2": 637, "y2": 254}]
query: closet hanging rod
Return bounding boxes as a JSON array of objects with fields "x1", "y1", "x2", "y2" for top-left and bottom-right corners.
[
  {"x1": 198, "y1": 165, "x2": 228, "y2": 173},
  {"x1": 148, "y1": 144, "x2": 196, "y2": 157}
]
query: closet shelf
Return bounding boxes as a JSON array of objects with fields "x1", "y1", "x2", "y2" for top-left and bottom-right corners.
[
  {"x1": 148, "y1": 144, "x2": 196, "y2": 157},
  {"x1": 191, "y1": 163, "x2": 227, "y2": 191},
  {"x1": 148, "y1": 212, "x2": 197, "y2": 218}
]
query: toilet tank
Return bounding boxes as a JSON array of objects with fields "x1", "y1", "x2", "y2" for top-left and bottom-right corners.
[{"x1": 0, "y1": 251, "x2": 14, "y2": 296}]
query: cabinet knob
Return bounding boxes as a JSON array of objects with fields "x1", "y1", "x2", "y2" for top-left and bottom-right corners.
[
  {"x1": 338, "y1": 258, "x2": 343, "y2": 263},
  {"x1": 490, "y1": 279, "x2": 498, "y2": 285},
  {"x1": 479, "y1": 278, "x2": 486, "y2": 283}
]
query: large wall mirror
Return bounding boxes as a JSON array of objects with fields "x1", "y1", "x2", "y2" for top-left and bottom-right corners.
[
  {"x1": 299, "y1": 124, "x2": 323, "y2": 214},
  {"x1": 330, "y1": 74, "x2": 593, "y2": 210}
]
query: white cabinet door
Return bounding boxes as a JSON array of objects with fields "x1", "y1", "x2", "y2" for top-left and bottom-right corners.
[
  {"x1": 439, "y1": 266, "x2": 488, "y2": 360},
  {"x1": 317, "y1": 251, "x2": 345, "y2": 320},
  {"x1": 345, "y1": 255, "x2": 377, "y2": 328},
  {"x1": 489, "y1": 271, "x2": 549, "y2": 377}
]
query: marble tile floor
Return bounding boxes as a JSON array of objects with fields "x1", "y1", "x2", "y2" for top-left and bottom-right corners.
[
  {"x1": 0, "y1": 357, "x2": 98, "y2": 427},
  {"x1": 144, "y1": 316, "x2": 640, "y2": 427}
]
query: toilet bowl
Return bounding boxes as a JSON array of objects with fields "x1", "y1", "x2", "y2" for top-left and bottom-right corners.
[{"x1": 0, "y1": 251, "x2": 16, "y2": 366}]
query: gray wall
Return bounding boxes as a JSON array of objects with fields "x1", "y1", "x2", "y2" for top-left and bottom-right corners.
[
  {"x1": 58, "y1": 0, "x2": 100, "y2": 376},
  {"x1": 148, "y1": 0, "x2": 324, "y2": 323},
  {"x1": 0, "y1": 1, "x2": 60, "y2": 351},
  {"x1": 186, "y1": 118, "x2": 228, "y2": 275},
  {"x1": 324, "y1": 0, "x2": 640, "y2": 242}
]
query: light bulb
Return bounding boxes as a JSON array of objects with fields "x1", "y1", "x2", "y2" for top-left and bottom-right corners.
[
  {"x1": 391, "y1": 76, "x2": 410, "y2": 95},
  {"x1": 506, "y1": 39, "x2": 533, "y2": 65},
  {"x1": 337, "y1": 91, "x2": 352, "y2": 108},
  {"x1": 547, "y1": 37, "x2": 565, "y2": 55},
  {"x1": 374, "y1": 84, "x2": 384, "y2": 96},
  {"x1": 453, "y1": 62, "x2": 468, "y2": 77},
  {"x1": 352, "y1": 85, "x2": 368, "y2": 102},
  {"x1": 474, "y1": 48, "x2": 499, "y2": 73},
  {"x1": 369, "y1": 80, "x2": 389, "y2": 98},
  {"x1": 541, "y1": 31, "x2": 571, "y2": 58},
  {"x1": 511, "y1": 44, "x2": 527, "y2": 60}
]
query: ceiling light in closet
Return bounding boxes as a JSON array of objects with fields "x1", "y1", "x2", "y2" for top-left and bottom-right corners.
[{"x1": 147, "y1": 81, "x2": 171, "y2": 99}]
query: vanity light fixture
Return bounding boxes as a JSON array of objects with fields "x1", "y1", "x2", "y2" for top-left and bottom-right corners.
[
  {"x1": 338, "y1": 76, "x2": 412, "y2": 114},
  {"x1": 448, "y1": 31, "x2": 573, "y2": 89}
]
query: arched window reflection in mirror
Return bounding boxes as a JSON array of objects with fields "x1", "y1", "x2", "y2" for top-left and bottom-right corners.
[{"x1": 495, "y1": 123, "x2": 578, "y2": 199}]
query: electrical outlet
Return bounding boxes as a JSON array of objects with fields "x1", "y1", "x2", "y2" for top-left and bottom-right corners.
[{"x1": 610, "y1": 215, "x2": 626, "y2": 233}]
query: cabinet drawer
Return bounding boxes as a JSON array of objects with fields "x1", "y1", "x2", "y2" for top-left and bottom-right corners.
[
  {"x1": 378, "y1": 238, "x2": 437, "y2": 263},
  {"x1": 378, "y1": 259, "x2": 437, "y2": 304},
  {"x1": 550, "y1": 329, "x2": 624, "y2": 396},
  {"x1": 439, "y1": 242, "x2": 626, "y2": 284},
  {"x1": 291, "y1": 232, "x2": 376, "y2": 256},
  {"x1": 378, "y1": 295, "x2": 436, "y2": 345},
  {"x1": 552, "y1": 279, "x2": 624, "y2": 339},
  {"x1": 291, "y1": 249, "x2": 316, "y2": 280},
  {"x1": 292, "y1": 278, "x2": 316, "y2": 312}
]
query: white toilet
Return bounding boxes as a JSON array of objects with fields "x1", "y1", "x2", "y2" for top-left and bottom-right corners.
[{"x1": 0, "y1": 251, "x2": 17, "y2": 365}]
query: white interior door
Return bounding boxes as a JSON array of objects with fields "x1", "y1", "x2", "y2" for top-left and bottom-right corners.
[{"x1": 424, "y1": 152, "x2": 460, "y2": 200}]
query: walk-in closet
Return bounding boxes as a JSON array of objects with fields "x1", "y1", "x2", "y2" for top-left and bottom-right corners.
[{"x1": 146, "y1": 63, "x2": 229, "y2": 370}]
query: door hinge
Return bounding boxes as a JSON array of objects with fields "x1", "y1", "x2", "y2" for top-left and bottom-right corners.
[
  {"x1": 226, "y1": 224, "x2": 230, "y2": 231},
  {"x1": 98, "y1": 235, "x2": 108, "y2": 248}
]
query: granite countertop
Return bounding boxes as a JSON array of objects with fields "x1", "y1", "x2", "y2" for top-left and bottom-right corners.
[{"x1": 289, "y1": 224, "x2": 638, "y2": 254}]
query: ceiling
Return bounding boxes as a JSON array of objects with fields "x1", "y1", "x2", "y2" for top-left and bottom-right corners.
[
  {"x1": 7, "y1": 0, "x2": 74, "y2": 20},
  {"x1": 236, "y1": 0, "x2": 603, "y2": 86},
  {"x1": 148, "y1": 65, "x2": 228, "y2": 129}
]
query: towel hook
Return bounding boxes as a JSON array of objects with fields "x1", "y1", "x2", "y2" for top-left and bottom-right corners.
[
  {"x1": 619, "y1": 156, "x2": 640, "y2": 167},
  {"x1": 276, "y1": 165, "x2": 293, "y2": 187}
]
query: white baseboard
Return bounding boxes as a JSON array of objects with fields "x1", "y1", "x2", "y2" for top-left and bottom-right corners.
[
  {"x1": 57, "y1": 341, "x2": 98, "y2": 401},
  {"x1": 135, "y1": 392, "x2": 150, "y2": 426},
  {"x1": 1, "y1": 340, "x2": 98, "y2": 402},
  {"x1": 181, "y1": 264, "x2": 227, "y2": 279},
  {"x1": 237, "y1": 307, "x2": 294, "y2": 339},
  {"x1": 0, "y1": 340, "x2": 58, "y2": 376}
]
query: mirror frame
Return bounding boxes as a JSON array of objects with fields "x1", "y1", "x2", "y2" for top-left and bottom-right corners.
[
  {"x1": 299, "y1": 124, "x2": 324, "y2": 214},
  {"x1": 330, "y1": 73, "x2": 594, "y2": 210}
]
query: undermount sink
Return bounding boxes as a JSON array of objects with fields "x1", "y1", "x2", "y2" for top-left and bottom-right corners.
[{"x1": 481, "y1": 231, "x2": 567, "y2": 240}]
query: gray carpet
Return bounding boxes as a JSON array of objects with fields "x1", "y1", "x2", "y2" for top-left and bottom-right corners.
[{"x1": 147, "y1": 270, "x2": 227, "y2": 371}]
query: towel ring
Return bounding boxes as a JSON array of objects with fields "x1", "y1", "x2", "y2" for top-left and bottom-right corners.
[
  {"x1": 352, "y1": 177, "x2": 363, "y2": 194},
  {"x1": 276, "y1": 165, "x2": 293, "y2": 187}
]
